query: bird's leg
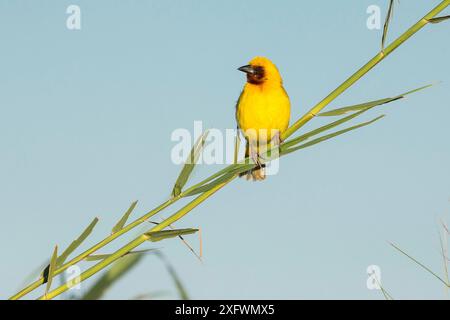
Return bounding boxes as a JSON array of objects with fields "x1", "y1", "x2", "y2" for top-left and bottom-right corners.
[
  {"x1": 248, "y1": 140, "x2": 267, "y2": 181},
  {"x1": 258, "y1": 130, "x2": 281, "y2": 161},
  {"x1": 248, "y1": 140, "x2": 262, "y2": 167},
  {"x1": 266, "y1": 130, "x2": 282, "y2": 160},
  {"x1": 271, "y1": 130, "x2": 282, "y2": 147}
]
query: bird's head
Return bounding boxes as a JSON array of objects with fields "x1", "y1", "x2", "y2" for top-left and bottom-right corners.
[{"x1": 238, "y1": 56, "x2": 282, "y2": 86}]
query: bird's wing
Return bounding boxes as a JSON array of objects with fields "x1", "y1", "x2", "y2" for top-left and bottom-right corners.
[{"x1": 235, "y1": 90, "x2": 244, "y2": 131}]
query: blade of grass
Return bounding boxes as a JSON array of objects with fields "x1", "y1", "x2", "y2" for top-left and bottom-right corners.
[
  {"x1": 282, "y1": 115, "x2": 385, "y2": 156},
  {"x1": 183, "y1": 171, "x2": 241, "y2": 197},
  {"x1": 81, "y1": 253, "x2": 144, "y2": 300},
  {"x1": 84, "y1": 248, "x2": 157, "y2": 261},
  {"x1": 145, "y1": 228, "x2": 198, "y2": 242},
  {"x1": 379, "y1": 284, "x2": 394, "y2": 300},
  {"x1": 370, "y1": 270, "x2": 394, "y2": 300},
  {"x1": 149, "y1": 220, "x2": 202, "y2": 262},
  {"x1": 172, "y1": 130, "x2": 209, "y2": 197},
  {"x1": 155, "y1": 251, "x2": 189, "y2": 299},
  {"x1": 57, "y1": 217, "x2": 99, "y2": 266},
  {"x1": 44, "y1": 246, "x2": 58, "y2": 297},
  {"x1": 130, "y1": 291, "x2": 169, "y2": 300},
  {"x1": 438, "y1": 221, "x2": 449, "y2": 288},
  {"x1": 442, "y1": 220, "x2": 450, "y2": 235},
  {"x1": 283, "y1": 108, "x2": 373, "y2": 150},
  {"x1": 428, "y1": 15, "x2": 450, "y2": 23},
  {"x1": 382, "y1": 0, "x2": 395, "y2": 50},
  {"x1": 199, "y1": 227, "x2": 203, "y2": 259},
  {"x1": 389, "y1": 242, "x2": 449, "y2": 287},
  {"x1": 318, "y1": 84, "x2": 433, "y2": 117},
  {"x1": 111, "y1": 201, "x2": 138, "y2": 234}
]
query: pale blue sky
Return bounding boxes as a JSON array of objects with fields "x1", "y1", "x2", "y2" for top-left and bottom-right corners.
[{"x1": 1, "y1": 1, "x2": 449, "y2": 299}]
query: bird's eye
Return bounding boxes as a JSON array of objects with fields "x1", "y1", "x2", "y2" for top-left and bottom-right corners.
[{"x1": 253, "y1": 66, "x2": 265, "y2": 79}]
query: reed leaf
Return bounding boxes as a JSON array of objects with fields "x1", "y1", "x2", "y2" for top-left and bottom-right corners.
[
  {"x1": 172, "y1": 130, "x2": 209, "y2": 197},
  {"x1": 183, "y1": 169, "x2": 246, "y2": 197},
  {"x1": 437, "y1": 226, "x2": 449, "y2": 284},
  {"x1": 44, "y1": 246, "x2": 58, "y2": 296},
  {"x1": 281, "y1": 115, "x2": 385, "y2": 156},
  {"x1": 318, "y1": 84, "x2": 433, "y2": 117},
  {"x1": 84, "y1": 249, "x2": 157, "y2": 261},
  {"x1": 382, "y1": 0, "x2": 395, "y2": 50},
  {"x1": 111, "y1": 201, "x2": 138, "y2": 234},
  {"x1": 131, "y1": 291, "x2": 169, "y2": 300},
  {"x1": 428, "y1": 15, "x2": 450, "y2": 23},
  {"x1": 57, "y1": 217, "x2": 99, "y2": 266},
  {"x1": 81, "y1": 253, "x2": 143, "y2": 300},
  {"x1": 282, "y1": 108, "x2": 372, "y2": 150},
  {"x1": 389, "y1": 242, "x2": 449, "y2": 287},
  {"x1": 145, "y1": 228, "x2": 199, "y2": 242},
  {"x1": 155, "y1": 251, "x2": 189, "y2": 299},
  {"x1": 181, "y1": 164, "x2": 242, "y2": 197}
]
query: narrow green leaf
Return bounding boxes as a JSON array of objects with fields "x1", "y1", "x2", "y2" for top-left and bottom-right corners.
[
  {"x1": 130, "y1": 291, "x2": 169, "y2": 300},
  {"x1": 318, "y1": 84, "x2": 433, "y2": 117},
  {"x1": 182, "y1": 161, "x2": 248, "y2": 198},
  {"x1": 390, "y1": 242, "x2": 449, "y2": 287},
  {"x1": 56, "y1": 217, "x2": 99, "y2": 266},
  {"x1": 155, "y1": 251, "x2": 189, "y2": 300},
  {"x1": 172, "y1": 130, "x2": 209, "y2": 197},
  {"x1": 82, "y1": 254, "x2": 144, "y2": 300},
  {"x1": 84, "y1": 254, "x2": 113, "y2": 261},
  {"x1": 111, "y1": 201, "x2": 138, "y2": 234},
  {"x1": 45, "y1": 246, "x2": 58, "y2": 296},
  {"x1": 441, "y1": 220, "x2": 449, "y2": 235},
  {"x1": 282, "y1": 108, "x2": 371, "y2": 150},
  {"x1": 379, "y1": 284, "x2": 394, "y2": 300},
  {"x1": 145, "y1": 228, "x2": 198, "y2": 242},
  {"x1": 438, "y1": 228, "x2": 449, "y2": 285},
  {"x1": 281, "y1": 115, "x2": 385, "y2": 156},
  {"x1": 382, "y1": 0, "x2": 395, "y2": 50},
  {"x1": 428, "y1": 15, "x2": 450, "y2": 23},
  {"x1": 184, "y1": 173, "x2": 234, "y2": 197},
  {"x1": 84, "y1": 249, "x2": 157, "y2": 261},
  {"x1": 183, "y1": 167, "x2": 251, "y2": 197}
]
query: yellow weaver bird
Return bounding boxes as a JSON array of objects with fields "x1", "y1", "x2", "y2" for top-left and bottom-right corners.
[{"x1": 236, "y1": 56, "x2": 291, "y2": 181}]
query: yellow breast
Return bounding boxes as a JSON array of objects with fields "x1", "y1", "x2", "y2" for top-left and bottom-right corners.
[{"x1": 236, "y1": 83, "x2": 291, "y2": 142}]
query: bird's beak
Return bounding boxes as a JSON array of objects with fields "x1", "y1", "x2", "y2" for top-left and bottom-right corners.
[{"x1": 237, "y1": 65, "x2": 255, "y2": 75}]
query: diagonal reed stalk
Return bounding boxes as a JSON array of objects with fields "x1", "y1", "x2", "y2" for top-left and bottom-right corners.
[{"x1": 10, "y1": 0, "x2": 450, "y2": 300}]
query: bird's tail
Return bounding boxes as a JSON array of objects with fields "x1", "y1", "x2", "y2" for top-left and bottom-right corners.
[{"x1": 239, "y1": 142, "x2": 266, "y2": 181}]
